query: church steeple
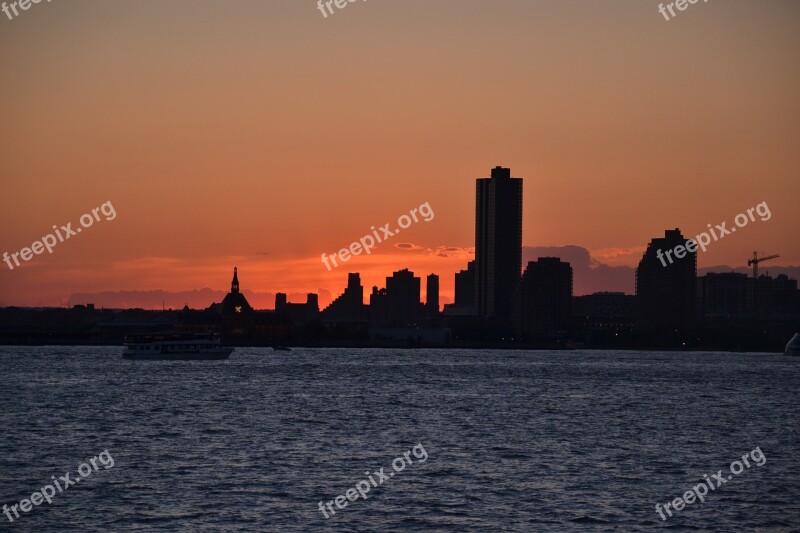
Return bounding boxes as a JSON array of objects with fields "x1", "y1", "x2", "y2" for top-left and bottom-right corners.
[
  {"x1": 231, "y1": 267, "x2": 240, "y2": 294},
  {"x1": 211, "y1": 267, "x2": 253, "y2": 315}
]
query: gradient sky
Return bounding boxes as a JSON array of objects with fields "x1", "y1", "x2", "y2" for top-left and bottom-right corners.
[{"x1": 1, "y1": 0, "x2": 798, "y2": 307}]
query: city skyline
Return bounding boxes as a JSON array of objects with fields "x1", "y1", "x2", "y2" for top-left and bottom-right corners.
[
  {"x1": 1, "y1": 1, "x2": 798, "y2": 308},
  {"x1": 2, "y1": 4, "x2": 799, "y2": 532},
  {"x1": 0, "y1": 158, "x2": 796, "y2": 309},
  {"x1": 5, "y1": 165, "x2": 793, "y2": 315}
]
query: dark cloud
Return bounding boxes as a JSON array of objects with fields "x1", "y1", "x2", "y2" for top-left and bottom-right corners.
[{"x1": 523, "y1": 245, "x2": 634, "y2": 295}]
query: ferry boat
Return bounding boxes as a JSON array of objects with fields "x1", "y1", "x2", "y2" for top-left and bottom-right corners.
[
  {"x1": 786, "y1": 333, "x2": 800, "y2": 357},
  {"x1": 123, "y1": 333, "x2": 233, "y2": 360}
]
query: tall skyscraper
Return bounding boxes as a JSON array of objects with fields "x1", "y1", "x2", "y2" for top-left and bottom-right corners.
[
  {"x1": 636, "y1": 228, "x2": 696, "y2": 332},
  {"x1": 426, "y1": 274, "x2": 439, "y2": 316},
  {"x1": 475, "y1": 166, "x2": 523, "y2": 319}
]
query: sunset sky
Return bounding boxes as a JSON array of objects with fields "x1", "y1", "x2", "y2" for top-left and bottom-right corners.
[{"x1": 1, "y1": 0, "x2": 798, "y2": 308}]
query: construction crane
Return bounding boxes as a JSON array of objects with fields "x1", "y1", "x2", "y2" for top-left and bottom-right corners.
[{"x1": 748, "y1": 251, "x2": 779, "y2": 279}]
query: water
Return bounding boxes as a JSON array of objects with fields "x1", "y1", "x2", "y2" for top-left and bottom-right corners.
[{"x1": 0, "y1": 347, "x2": 798, "y2": 532}]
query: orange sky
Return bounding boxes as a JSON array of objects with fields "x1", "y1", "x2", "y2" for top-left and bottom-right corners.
[{"x1": 1, "y1": 1, "x2": 799, "y2": 308}]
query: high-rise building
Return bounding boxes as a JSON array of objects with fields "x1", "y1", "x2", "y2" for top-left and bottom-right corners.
[
  {"x1": 636, "y1": 229, "x2": 696, "y2": 332},
  {"x1": 321, "y1": 273, "x2": 364, "y2": 323},
  {"x1": 515, "y1": 257, "x2": 573, "y2": 340},
  {"x1": 444, "y1": 261, "x2": 476, "y2": 316},
  {"x1": 369, "y1": 269, "x2": 423, "y2": 327},
  {"x1": 426, "y1": 274, "x2": 439, "y2": 316},
  {"x1": 475, "y1": 166, "x2": 523, "y2": 318}
]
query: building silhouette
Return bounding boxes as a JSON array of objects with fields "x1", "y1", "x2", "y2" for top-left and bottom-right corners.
[
  {"x1": 515, "y1": 257, "x2": 573, "y2": 341},
  {"x1": 369, "y1": 269, "x2": 423, "y2": 328},
  {"x1": 426, "y1": 274, "x2": 439, "y2": 317},
  {"x1": 275, "y1": 293, "x2": 320, "y2": 325},
  {"x1": 636, "y1": 229, "x2": 696, "y2": 333},
  {"x1": 573, "y1": 292, "x2": 635, "y2": 321},
  {"x1": 697, "y1": 272, "x2": 749, "y2": 320},
  {"x1": 321, "y1": 273, "x2": 364, "y2": 323},
  {"x1": 750, "y1": 273, "x2": 800, "y2": 319},
  {"x1": 444, "y1": 261, "x2": 476, "y2": 316},
  {"x1": 212, "y1": 267, "x2": 254, "y2": 316},
  {"x1": 475, "y1": 166, "x2": 522, "y2": 319},
  {"x1": 772, "y1": 274, "x2": 800, "y2": 317},
  {"x1": 572, "y1": 292, "x2": 635, "y2": 345}
]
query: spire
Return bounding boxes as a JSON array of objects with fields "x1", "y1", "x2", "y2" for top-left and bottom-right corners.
[{"x1": 231, "y1": 267, "x2": 240, "y2": 294}]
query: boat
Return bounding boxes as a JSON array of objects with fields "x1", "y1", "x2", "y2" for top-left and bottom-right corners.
[
  {"x1": 123, "y1": 333, "x2": 233, "y2": 360},
  {"x1": 786, "y1": 333, "x2": 800, "y2": 356},
  {"x1": 272, "y1": 346, "x2": 292, "y2": 352}
]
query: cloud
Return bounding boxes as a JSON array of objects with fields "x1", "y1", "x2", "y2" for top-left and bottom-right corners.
[
  {"x1": 431, "y1": 245, "x2": 474, "y2": 259},
  {"x1": 395, "y1": 242, "x2": 423, "y2": 250},
  {"x1": 391, "y1": 242, "x2": 473, "y2": 258},
  {"x1": 523, "y1": 246, "x2": 635, "y2": 295},
  {"x1": 589, "y1": 246, "x2": 647, "y2": 267}
]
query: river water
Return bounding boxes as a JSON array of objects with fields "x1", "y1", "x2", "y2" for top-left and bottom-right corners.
[{"x1": 0, "y1": 347, "x2": 798, "y2": 531}]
